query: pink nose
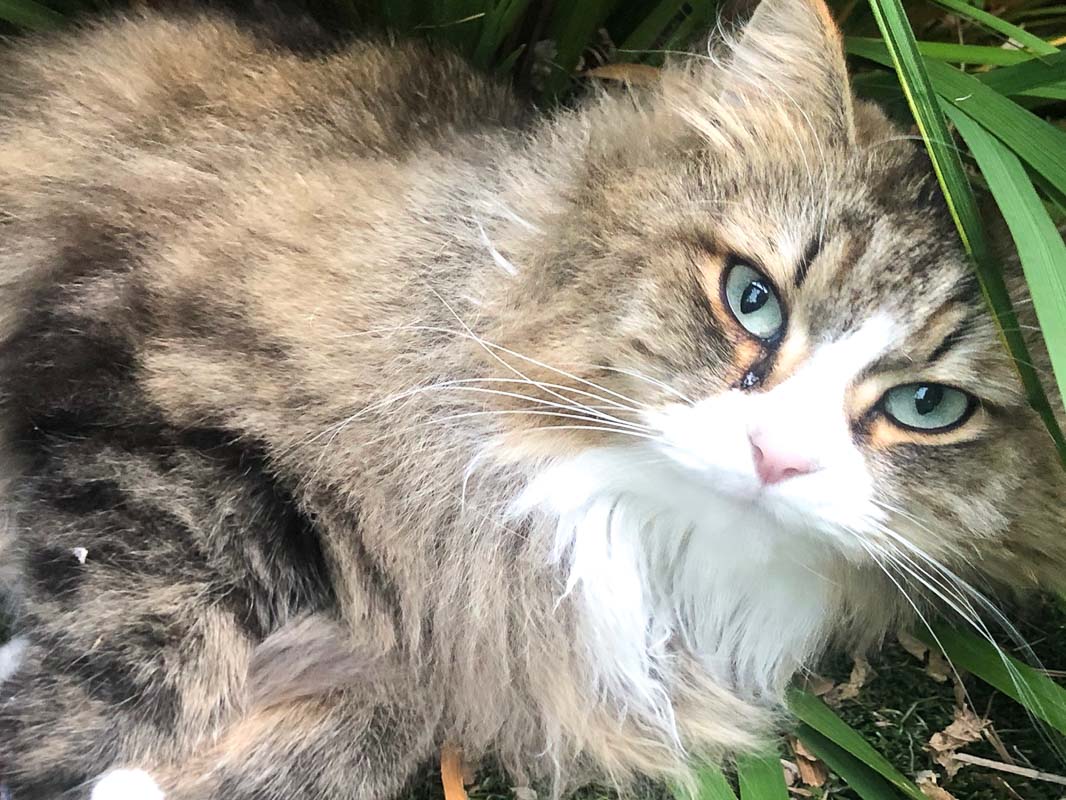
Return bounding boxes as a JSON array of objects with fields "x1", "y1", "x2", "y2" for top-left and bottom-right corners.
[{"x1": 749, "y1": 434, "x2": 818, "y2": 485}]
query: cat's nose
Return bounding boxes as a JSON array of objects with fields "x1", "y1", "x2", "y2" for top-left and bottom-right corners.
[{"x1": 748, "y1": 433, "x2": 819, "y2": 485}]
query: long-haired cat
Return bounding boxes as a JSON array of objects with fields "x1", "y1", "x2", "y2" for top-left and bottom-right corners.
[{"x1": 0, "y1": 0, "x2": 1063, "y2": 798}]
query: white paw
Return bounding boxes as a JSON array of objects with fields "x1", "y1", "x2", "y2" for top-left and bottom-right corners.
[
  {"x1": 0, "y1": 637, "x2": 27, "y2": 685},
  {"x1": 91, "y1": 769, "x2": 166, "y2": 800}
]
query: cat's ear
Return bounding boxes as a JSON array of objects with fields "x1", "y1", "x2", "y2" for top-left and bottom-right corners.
[{"x1": 721, "y1": 0, "x2": 856, "y2": 143}]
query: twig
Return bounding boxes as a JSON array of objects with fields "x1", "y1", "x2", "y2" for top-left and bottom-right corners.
[{"x1": 952, "y1": 753, "x2": 1066, "y2": 786}]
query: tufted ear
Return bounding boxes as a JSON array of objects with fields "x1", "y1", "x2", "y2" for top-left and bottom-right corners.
[{"x1": 721, "y1": 0, "x2": 856, "y2": 144}]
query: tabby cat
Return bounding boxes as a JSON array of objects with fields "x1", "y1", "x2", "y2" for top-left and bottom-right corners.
[{"x1": 0, "y1": 0, "x2": 1063, "y2": 798}]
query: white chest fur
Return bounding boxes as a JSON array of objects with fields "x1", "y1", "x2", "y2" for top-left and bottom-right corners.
[{"x1": 511, "y1": 448, "x2": 838, "y2": 736}]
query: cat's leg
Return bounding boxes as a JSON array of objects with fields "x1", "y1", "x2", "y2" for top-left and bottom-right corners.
[
  {"x1": 0, "y1": 570, "x2": 257, "y2": 800},
  {"x1": 0, "y1": 438, "x2": 334, "y2": 799},
  {"x1": 91, "y1": 614, "x2": 443, "y2": 800},
  {"x1": 151, "y1": 689, "x2": 440, "y2": 800}
]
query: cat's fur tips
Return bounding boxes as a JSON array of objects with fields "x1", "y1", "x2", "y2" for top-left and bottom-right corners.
[{"x1": 0, "y1": 0, "x2": 1064, "y2": 798}]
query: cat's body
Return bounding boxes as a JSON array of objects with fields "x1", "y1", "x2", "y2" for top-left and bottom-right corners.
[{"x1": 0, "y1": 2, "x2": 1063, "y2": 799}]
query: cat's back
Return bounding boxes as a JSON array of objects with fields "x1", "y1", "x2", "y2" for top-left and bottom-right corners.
[
  {"x1": 0, "y1": 10, "x2": 522, "y2": 161},
  {"x1": 0, "y1": 9, "x2": 524, "y2": 383},
  {"x1": 0, "y1": 9, "x2": 526, "y2": 489}
]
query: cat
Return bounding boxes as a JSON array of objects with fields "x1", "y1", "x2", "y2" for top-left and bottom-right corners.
[{"x1": 0, "y1": 0, "x2": 1063, "y2": 797}]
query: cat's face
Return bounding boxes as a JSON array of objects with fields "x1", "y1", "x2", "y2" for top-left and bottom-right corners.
[{"x1": 494, "y1": 0, "x2": 1064, "y2": 589}]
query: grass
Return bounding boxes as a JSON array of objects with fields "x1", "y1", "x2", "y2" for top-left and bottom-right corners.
[{"x1": 1, "y1": 0, "x2": 1065, "y2": 798}]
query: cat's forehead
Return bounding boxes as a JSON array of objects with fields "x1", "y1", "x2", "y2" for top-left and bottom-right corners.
[
  {"x1": 707, "y1": 150, "x2": 980, "y2": 341},
  {"x1": 692, "y1": 164, "x2": 1020, "y2": 404}
]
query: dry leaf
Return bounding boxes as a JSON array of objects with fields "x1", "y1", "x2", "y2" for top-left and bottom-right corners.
[
  {"x1": 926, "y1": 649, "x2": 952, "y2": 683},
  {"x1": 916, "y1": 770, "x2": 959, "y2": 800},
  {"x1": 802, "y1": 673, "x2": 835, "y2": 697},
  {"x1": 898, "y1": 631, "x2": 929, "y2": 662},
  {"x1": 927, "y1": 707, "x2": 989, "y2": 777},
  {"x1": 789, "y1": 738, "x2": 828, "y2": 788},
  {"x1": 823, "y1": 656, "x2": 875, "y2": 706},
  {"x1": 781, "y1": 759, "x2": 800, "y2": 787}
]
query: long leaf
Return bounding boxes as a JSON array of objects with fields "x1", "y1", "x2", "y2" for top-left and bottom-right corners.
[
  {"x1": 617, "y1": 0, "x2": 689, "y2": 59},
  {"x1": 921, "y1": 625, "x2": 1066, "y2": 736},
  {"x1": 928, "y1": 0, "x2": 1058, "y2": 56},
  {"x1": 796, "y1": 726, "x2": 906, "y2": 800},
  {"x1": 860, "y1": 0, "x2": 1066, "y2": 463},
  {"x1": 848, "y1": 35, "x2": 1036, "y2": 65},
  {"x1": 847, "y1": 38, "x2": 1066, "y2": 198},
  {"x1": 788, "y1": 690, "x2": 926, "y2": 800},
  {"x1": 735, "y1": 752, "x2": 787, "y2": 800},
  {"x1": 691, "y1": 764, "x2": 739, "y2": 800},
  {"x1": 543, "y1": 0, "x2": 617, "y2": 98},
  {"x1": 947, "y1": 106, "x2": 1066, "y2": 412},
  {"x1": 977, "y1": 49, "x2": 1066, "y2": 94},
  {"x1": 0, "y1": 0, "x2": 64, "y2": 29}
]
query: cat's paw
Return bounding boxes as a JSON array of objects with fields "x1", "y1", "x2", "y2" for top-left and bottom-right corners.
[{"x1": 91, "y1": 770, "x2": 165, "y2": 800}]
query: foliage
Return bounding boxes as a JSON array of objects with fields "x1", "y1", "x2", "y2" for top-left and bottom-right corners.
[{"x1": 2, "y1": 0, "x2": 1065, "y2": 797}]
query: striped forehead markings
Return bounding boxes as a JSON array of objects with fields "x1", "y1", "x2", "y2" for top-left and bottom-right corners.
[{"x1": 793, "y1": 236, "x2": 823, "y2": 289}]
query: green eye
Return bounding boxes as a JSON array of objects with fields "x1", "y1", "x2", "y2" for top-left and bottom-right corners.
[
  {"x1": 882, "y1": 383, "x2": 975, "y2": 431},
  {"x1": 723, "y1": 261, "x2": 784, "y2": 340}
]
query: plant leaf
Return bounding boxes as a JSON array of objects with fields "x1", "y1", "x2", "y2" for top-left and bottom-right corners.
[
  {"x1": 788, "y1": 690, "x2": 926, "y2": 800},
  {"x1": 691, "y1": 764, "x2": 739, "y2": 800},
  {"x1": 978, "y1": 49, "x2": 1066, "y2": 95},
  {"x1": 859, "y1": 0, "x2": 1066, "y2": 462},
  {"x1": 847, "y1": 36, "x2": 1037, "y2": 65},
  {"x1": 796, "y1": 725, "x2": 906, "y2": 800},
  {"x1": 0, "y1": 0, "x2": 64, "y2": 29},
  {"x1": 736, "y1": 751, "x2": 788, "y2": 800},
  {"x1": 928, "y1": 0, "x2": 1058, "y2": 56},
  {"x1": 920, "y1": 625, "x2": 1066, "y2": 736}
]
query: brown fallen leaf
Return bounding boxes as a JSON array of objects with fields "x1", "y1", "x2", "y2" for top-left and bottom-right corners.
[
  {"x1": 916, "y1": 770, "x2": 959, "y2": 800},
  {"x1": 801, "y1": 673, "x2": 835, "y2": 697},
  {"x1": 926, "y1": 648, "x2": 952, "y2": 683},
  {"x1": 927, "y1": 707, "x2": 989, "y2": 777},
  {"x1": 781, "y1": 758, "x2": 801, "y2": 787},
  {"x1": 898, "y1": 631, "x2": 929, "y2": 662},
  {"x1": 823, "y1": 656, "x2": 875, "y2": 706},
  {"x1": 790, "y1": 738, "x2": 828, "y2": 788}
]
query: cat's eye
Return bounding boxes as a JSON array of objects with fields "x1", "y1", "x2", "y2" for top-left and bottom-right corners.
[
  {"x1": 723, "y1": 261, "x2": 784, "y2": 341},
  {"x1": 882, "y1": 383, "x2": 975, "y2": 432}
]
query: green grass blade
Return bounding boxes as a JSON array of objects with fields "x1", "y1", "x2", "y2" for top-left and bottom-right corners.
[
  {"x1": 978, "y1": 49, "x2": 1066, "y2": 94},
  {"x1": 617, "y1": 0, "x2": 689, "y2": 60},
  {"x1": 847, "y1": 35, "x2": 1036, "y2": 65},
  {"x1": 0, "y1": 0, "x2": 64, "y2": 29},
  {"x1": 542, "y1": 0, "x2": 618, "y2": 98},
  {"x1": 847, "y1": 39, "x2": 1066, "y2": 198},
  {"x1": 921, "y1": 625, "x2": 1066, "y2": 736},
  {"x1": 928, "y1": 0, "x2": 1058, "y2": 56},
  {"x1": 660, "y1": 1, "x2": 718, "y2": 56},
  {"x1": 787, "y1": 690, "x2": 926, "y2": 800},
  {"x1": 861, "y1": 0, "x2": 1066, "y2": 462},
  {"x1": 796, "y1": 726, "x2": 906, "y2": 800},
  {"x1": 472, "y1": 0, "x2": 532, "y2": 69},
  {"x1": 947, "y1": 106, "x2": 1066, "y2": 408},
  {"x1": 735, "y1": 751, "x2": 787, "y2": 800},
  {"x1": 690, "y1": 764, "x2": 739, "y2": 800}
]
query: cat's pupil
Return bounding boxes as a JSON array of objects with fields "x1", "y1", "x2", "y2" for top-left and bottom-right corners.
[
  {"x1": 740, "y1": 281, "x2": 769, "y2": 314},
  {"x1": 914, "y1": 384, "x2": 944, "y2": 415}
]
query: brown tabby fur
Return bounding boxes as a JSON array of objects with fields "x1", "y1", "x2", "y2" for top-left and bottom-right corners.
[{"x1": 0, "y1": 0, "x2": 1063, "y2": 798}]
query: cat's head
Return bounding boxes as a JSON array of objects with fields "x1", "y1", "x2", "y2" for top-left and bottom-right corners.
[{"x1": 486, "y1": 0, "x2": 1065, "y2": 604}]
